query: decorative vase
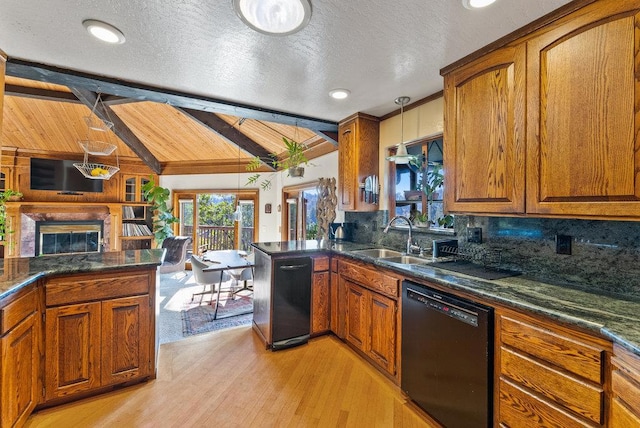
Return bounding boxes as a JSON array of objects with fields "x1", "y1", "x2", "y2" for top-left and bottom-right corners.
[{"x1": 289, "y1": 166, "x2": 305, "y2": 178}]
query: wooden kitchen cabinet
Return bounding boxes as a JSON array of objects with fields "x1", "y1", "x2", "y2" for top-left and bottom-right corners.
[
  {"x1": 338, "y1": 259, "x2": 398, "y2": 377},
  {"x1": 0, "y1": 288, "x2": 40, "y2": 428},
  {"x1": 338, "y1": 113, "x2": 379, "y2": 212},
  {"x1": 311, "y1": 256, "x2": 330, "y2": 335},
  {"x1": 443, "y1": 44, "x2": 526, "y2": 214},
  {"x1": 496, "y1": 308, "x2": 610, "y2": 427},
  {"x1": 610, "y1": 344, "x2": 640, "y2": 426},
  {"x1": 44, "y1": 269, "x2": 155, "y2": 403},
  {"x1": 443, "y1": 0, "x2": 640, "y2": 220},
  {"x1": 525, "y1": 1, "x2": 640, "y2": 217}
]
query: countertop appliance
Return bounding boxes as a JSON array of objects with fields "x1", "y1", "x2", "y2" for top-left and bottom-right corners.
[
  {"x1": 271, "y1": 256, "x2": 312, "y2": 350},
  {"x1": 401, "y1": 280, "x2": 493, "y2": 427},
  {"x1": 329, "y1": 222, "x2": 355, "y2": 241}
]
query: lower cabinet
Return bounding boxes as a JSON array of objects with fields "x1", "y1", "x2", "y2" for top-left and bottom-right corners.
[
  {"x1": 311, "y1": 256, "x2": 330, "y2": 335},
  {"x1": 43, "y1": 269, "x2": 155, "y2": 404},
  {"x1": 610, "y1": 344, "x2": 640, "y2": 426},
  {"x1": 44, "y1": 296, "x2": 150, "y2": 401},
  {"x1": 496, "y1": 308, "x2": 609, "y2": 427},
  {"x1": 338, "y1": 259, "x2": 399, "y2": 378},
  {"x1": 0, "y1": 288, "x2": 40, "y2": 428}
]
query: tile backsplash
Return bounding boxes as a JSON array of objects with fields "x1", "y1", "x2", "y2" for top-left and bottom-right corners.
[{"x1": 346, "y1": 211, "x2": 640, "y2": 298}]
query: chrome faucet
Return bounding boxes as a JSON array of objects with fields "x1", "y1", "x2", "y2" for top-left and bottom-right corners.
[{"x1": 383, "y1": 215, "x2": 419, "y2": 254}]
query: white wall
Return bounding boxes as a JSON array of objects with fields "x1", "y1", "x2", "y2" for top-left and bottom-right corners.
[
  {"x1": 378, "y1": 97, "x2": 444, "y2": 211},
  {"x1": 160, "y1": 150, "x2": 339, "y2": 243}
]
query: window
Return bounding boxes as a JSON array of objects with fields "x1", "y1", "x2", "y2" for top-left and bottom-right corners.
[{"x1": 388, "y1": 134, "x2": 451, "y2": 229}]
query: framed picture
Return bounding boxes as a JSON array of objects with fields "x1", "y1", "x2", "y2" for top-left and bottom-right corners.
[{"x1": 265, "y1": 203, "x2": 272, "y2": 214}]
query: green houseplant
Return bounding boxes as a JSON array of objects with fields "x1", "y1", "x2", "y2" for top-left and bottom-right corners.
[
  {"x1": 246, "y1": 137, "x2": 310, "y2": 190},
  {"x1": 0, "y1": 189, "x2": 23, "y2": 241},
  {"x1": 142, "y1": 177, "x2": 179, "y2": 246}
]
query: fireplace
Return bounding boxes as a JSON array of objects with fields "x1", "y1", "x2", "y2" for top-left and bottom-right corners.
[{"x1": 35, "y1": 220, "x2": 104, "y2": 256}]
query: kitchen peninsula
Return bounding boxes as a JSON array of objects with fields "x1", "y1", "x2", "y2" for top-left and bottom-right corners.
[{"x1": 0, "y1": 249, "x2": 164, "y2": 428}]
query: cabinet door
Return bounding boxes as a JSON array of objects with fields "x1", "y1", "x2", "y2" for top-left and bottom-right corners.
[
  {"x1": 444, "y1": 44, "x2": 526, "y2": 214},
  {"x1": 101, "y1": 295, "x2": 151, "y2": 386},
  {"x1": 1, "y1": 312, "x2": 39, "y2": 428},
  {"x1": 345, "y1": 281, "x2": 368, "y2": 352},
  {"x1": 526, "y1": 4, "x2": 640, "y2": 217},
  {"x1": 338, "y1": 115, "x2": 379, "y2": 212},
  {"x1": 45, "y1": 302, "x2": 101, "y2": 401},
  {"x1": 311, "y1": 271, "x2": 330, "y2": 335},
  {"x1": 368, "y1": 292, "x2": 396, "y2": 375},
  {"x1": 338, "y1": 120, "x2": 358, "y2": 211}
]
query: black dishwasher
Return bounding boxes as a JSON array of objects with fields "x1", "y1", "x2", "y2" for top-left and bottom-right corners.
[
  {"x1": 272, "y1": 257, "x2": 312, "y2": 350},
  {"x1": 401, "y1": 280, "x2": 493, "y2": 428}
]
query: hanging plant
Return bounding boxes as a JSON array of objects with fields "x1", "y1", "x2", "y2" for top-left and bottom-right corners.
[
  {"x1": 142, "y1": 177, "x2": 179, "y2": 246},
  {"x1": 246, "y1": 137, "x2": 311, "y2": 190}
]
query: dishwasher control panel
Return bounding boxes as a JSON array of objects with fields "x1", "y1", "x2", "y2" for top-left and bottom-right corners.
[{"x1": 407, "y1": 287, "x2": 479, "y2": 327}]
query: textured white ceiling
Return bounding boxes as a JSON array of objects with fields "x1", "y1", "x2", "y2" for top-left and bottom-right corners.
[{"x1": 0, "y1": 0, "x2": 572, "y2": 122}]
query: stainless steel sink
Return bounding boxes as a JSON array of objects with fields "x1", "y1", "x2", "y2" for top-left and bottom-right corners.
[
  {"x1": 350, "y1": 248, "x2": 403, "y2": 258},
  {"x1": 380, "y1": 255, "x2": 434, "y2": 266}
]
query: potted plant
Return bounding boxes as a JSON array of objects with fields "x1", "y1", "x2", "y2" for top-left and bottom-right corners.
[
  {"x1": 141, "y1": 177, "x2": 179, "y2": 246},
  {"x1": 0, "y1": 189, "x2": 22, "y2": 241},
  {"x1": 246, "y1": 137, "x2": 310, "y2": 190}
]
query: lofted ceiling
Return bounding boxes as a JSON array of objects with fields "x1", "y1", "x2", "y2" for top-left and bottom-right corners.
[{"x1": 0, "y1": 0, "x2": 575, "y2": 173}]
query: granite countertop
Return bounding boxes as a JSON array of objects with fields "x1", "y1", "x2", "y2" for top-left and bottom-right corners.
[
  {"x1": 254, "y1": 240, "x2": 640, "y2": 356},
  {"x1": 0, "y1": 249, "x2": 165, "y2": 300},
  {"x1": 331, "y1": 245, "x2": 640, "y2": 357}
]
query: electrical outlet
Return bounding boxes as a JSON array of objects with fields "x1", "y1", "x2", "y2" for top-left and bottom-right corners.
[
  {"x1": 556, "y1": 234, "x2": 572, "y2": 255},
  {"x1": 467, "y1": 227, "x2": 482, "y2": 243}
]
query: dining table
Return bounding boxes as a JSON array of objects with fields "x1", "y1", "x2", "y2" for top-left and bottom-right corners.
[{"x1": 201, "y1": 249, "x2": 254, "y2": 320}]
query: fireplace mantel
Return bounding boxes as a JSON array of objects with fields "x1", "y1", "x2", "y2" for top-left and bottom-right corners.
[{"x1": 4, "y1": 201, "x2": 131, "y2": 258}]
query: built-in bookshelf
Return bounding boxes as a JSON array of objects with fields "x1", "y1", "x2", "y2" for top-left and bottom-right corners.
[{"x1": 121, "y1": 204, "x2": 153, "y2": 249}]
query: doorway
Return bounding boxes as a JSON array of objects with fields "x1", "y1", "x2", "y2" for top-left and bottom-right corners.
[
  {"x1": 283, "y1": 183, "x2": 318, "y2": 241},
  {"x1": 173, "y1": 189, "x2": 258, "y2": 255}
]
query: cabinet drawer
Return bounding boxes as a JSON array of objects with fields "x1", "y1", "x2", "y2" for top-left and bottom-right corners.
[
  {"x1": 500, "y1": 316, "x2": 604, "y2": 383},
  {"x1": 0, "y1": 288, "x2": 37, "y2": 335},
  {"x1": 500, "y1": 347, "x2": 604, "y2": 424},
  {"x1": 499, "y1": 378, "x2": 593, "y2": 428},
  {"x1": 46, "y1": 272, "x2": 151, "y2": 306},
  {"x1": 611, "y1": 344, "x2": 640, "y2": 417},
  {"x1": 611, "y1": 397, "x2": 640, "y2": 427},
  {"x1": 338, "y1": 260, "x2": 398, "y2": 298},
  {"x1": 313, "y1": 256, "x2": 330, "y2": 272}
]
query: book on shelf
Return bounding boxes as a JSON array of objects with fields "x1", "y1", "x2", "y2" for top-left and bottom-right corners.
[{"x1": 122, "y1": 222, "x2": 153, "y2": 237}]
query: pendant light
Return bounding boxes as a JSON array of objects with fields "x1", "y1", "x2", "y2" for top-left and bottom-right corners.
[{"x1": 386, "y1": 96, "x2": 415, "y2": 164}]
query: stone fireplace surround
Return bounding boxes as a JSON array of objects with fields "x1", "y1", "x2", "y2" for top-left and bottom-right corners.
[{"x1": 20, "y1": 211, "x2": 111, "y2": 258}]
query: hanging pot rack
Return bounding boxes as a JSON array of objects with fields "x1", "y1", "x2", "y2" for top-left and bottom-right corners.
[{"x1": 74, "y1": 93, "x2": 119, "y2": 180}]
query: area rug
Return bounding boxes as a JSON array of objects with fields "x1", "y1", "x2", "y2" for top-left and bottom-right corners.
[{"x1": 181, "y1": 295, "x2": 253, "y2": 337}]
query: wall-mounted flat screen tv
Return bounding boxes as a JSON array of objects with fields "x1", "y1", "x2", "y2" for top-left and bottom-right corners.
[{"x1": 30, "y1": 158, "x2": 104, "y2": 193}]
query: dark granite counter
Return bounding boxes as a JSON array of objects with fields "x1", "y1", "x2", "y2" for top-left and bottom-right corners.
[
  {"x1": 254, "y1": 240, "x2": 640, "y2": 356},
  {"x1": 332, "y1": 246, "x2": 640, "y2": 357},
  {"x1": 252, "y1": 240, "x2": 374, "y2": 256},
  {"x1": 0, "y1": 249, "x2": 165, "y2": 300}
]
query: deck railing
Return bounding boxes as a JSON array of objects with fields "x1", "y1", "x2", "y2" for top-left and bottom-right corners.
[{"x1": 182, "y1": 225, "x2": 254, "y2": 252}]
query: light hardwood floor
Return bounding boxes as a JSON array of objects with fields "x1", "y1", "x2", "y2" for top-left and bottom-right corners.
[{"x1": 26, "y1": 326, "x2": 432, "y2": 427}]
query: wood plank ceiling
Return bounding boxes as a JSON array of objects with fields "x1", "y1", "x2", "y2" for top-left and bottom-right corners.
[{"x1": 2, "y1": 76, "x2": 337, "y2": 175}]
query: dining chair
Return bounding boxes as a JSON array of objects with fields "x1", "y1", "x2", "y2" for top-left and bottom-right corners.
[{"x1": 190, "y1": 255, "x2": 230, "y2": 303}]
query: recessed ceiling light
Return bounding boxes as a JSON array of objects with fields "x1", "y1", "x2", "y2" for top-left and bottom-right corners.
[
  {"x1": 462, "y1": 0, "x2": 497, "y2": 9},
  {"x1": 329, "y1": 89, "x2": 350, "y2": 100},
  {"x1": 83, "y1": 19, "x2": 126, "y2": 44},
  {"x1": 232, "y1": 0, "x2": 312, "y2": 36}
]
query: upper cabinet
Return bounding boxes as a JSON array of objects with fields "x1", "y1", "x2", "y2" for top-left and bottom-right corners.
[
  {"x1": 338, "y1": 113, "x2": 379, "y2": 212},
  {"x1": 444, "y1": 45, "x2": 526, "y2": 214},
  {"x1": 123, "y1": 174, "x2": 151, "y2": 203},
  {"x1": 443, "y1": 0, "x2": 640, "y2": 220}
]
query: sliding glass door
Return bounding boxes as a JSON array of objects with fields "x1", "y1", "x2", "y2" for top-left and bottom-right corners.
[
  {"x1": 283, "y1": 183, "x2": 318, "y2": 241},
  {"x1": 173, "y1": 190, "x2": 258, "y2": 254}
]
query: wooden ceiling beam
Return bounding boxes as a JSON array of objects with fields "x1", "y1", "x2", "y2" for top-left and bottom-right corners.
[
  {"x1": 314, "y1": 130, "x2": 338, "y2": 146},
  {"x1": 4, "y1": 84, "x2": 80, "y2": 103},
  {"x1": 177, "y1": 107, "x2": 277, "y2": 171},
  {"x1": 7, "y1": 59, "x2": 338, "y2": 133},
  {"x1": 70, "y1": 88, "x2": 162, "y2": 174}
]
